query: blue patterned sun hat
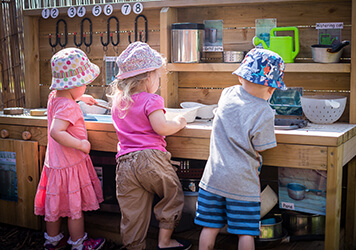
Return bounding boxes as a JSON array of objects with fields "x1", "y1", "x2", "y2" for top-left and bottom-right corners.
[{"x1": 233, "y1": 48, "x2": 287, "y2": 90}]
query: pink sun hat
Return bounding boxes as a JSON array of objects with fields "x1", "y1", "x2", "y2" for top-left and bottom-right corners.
[
  {"x1": 50, "y1": 48, "x2": 100, "y2": 90},
  {"x1": 116, "y1": 41, "x2": 163, "y2": 80}
]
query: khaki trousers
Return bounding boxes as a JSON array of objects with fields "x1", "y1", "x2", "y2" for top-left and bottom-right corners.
[{"x1": 116, "y1": 149, "x2": 184, "y2": 250}]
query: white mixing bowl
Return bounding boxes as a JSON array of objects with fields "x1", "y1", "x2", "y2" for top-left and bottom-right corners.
[
  {"x1": 180, "y1": 102, "x2": 218, "y2": 119},
  {"x1": 79, "y1": 99, "x2": 109, "y2": 114},
  {"x1": 165, "y1": 107, "x2": 199, "y2": 123}
]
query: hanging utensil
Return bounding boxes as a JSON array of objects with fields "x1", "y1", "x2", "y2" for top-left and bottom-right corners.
[{"x1": 94, "y1": 102, "x2": 111, "y2": 110}]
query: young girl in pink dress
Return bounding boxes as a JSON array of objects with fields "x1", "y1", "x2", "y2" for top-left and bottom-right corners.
[{"x1": 34, "y1": 48, "x2": 105, "y2": 250}]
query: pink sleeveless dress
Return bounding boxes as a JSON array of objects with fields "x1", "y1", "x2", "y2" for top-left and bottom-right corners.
[{"x1": 34, "y1": 91, "x2": 103, "y2": 222}]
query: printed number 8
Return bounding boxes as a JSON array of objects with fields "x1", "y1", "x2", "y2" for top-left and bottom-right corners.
[{"x1": 133, "y1": 3, "x2": 143, "y2": 14}]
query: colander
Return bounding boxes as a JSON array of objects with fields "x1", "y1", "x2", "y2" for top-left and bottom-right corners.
[{"x1": 301, "y1": 95, "x2": 347, "y2": 124}]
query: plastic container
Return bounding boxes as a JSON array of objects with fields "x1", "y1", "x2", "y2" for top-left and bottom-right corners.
[
  {"x1": 165, "y1": 107, "x2": 199, "y2": 123},
  {"x1": 180, "y1": 102, "x2": 217, "y2": 119},
  {"x1": 79, "y1": 99, "x2": 109, "y2": 114},
  {"x1": 301, "y1": 95, "x2": 347, "y2": 124},
  {"x1": 171, "y1": 23, "x2": 205, "y2": 63},
  {"x1": 260, "y1": 185, "x2": 278, "y2": 218},
  {"x1": 183, "y1": 191, "x2": 198, "y2": 217}
]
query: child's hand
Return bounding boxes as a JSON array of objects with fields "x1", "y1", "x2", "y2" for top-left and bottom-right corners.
[
  {"x1": 174, "y1": 115, "x2": 187, "y2": 129},
  {"x1": 79, "y1": 139, "x2": 91, "y2": 154},
  {"x1": 78, "y1": 94, "x2": 97, "y2": 105}
]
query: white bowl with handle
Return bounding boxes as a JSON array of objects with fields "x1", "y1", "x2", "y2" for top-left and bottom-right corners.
[
  {"x1": 180, "y1": 102, "x2": 218, "y2": 119},
  {"x1": 79, "y1": 99, "x2": 109, "y2": 114},
  {"x1": 165, "y1": 107, "x2": 199, "y2": 123}
]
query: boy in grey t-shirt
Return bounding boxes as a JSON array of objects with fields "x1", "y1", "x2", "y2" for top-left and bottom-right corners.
[{"x1": 195, "y1": 48, "x2": 287, "y2": 250}]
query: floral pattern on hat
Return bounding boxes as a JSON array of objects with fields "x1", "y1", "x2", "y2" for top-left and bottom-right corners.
[
  {"x1": 50, "y1": 48, "x2": 100, "y2": 90},
  {"x1": 233, "y1": 48, "x2": 287, "y2": 90},
  {"x1": 116, "y1": 41, "x2": 163, "y2": 80}
]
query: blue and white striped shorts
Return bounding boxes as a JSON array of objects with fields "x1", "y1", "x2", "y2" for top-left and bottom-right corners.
[{"x1": 194, "y1": 188, "x2": 261, "y2": 236}]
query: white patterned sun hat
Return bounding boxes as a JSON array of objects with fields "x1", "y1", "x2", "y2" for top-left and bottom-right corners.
[
  {"x1": 116, "y1": 41, "x2": 163, "y2": 80},
  {"x1": 50, "y1": 48, "x2": 100, "y2": 90}
]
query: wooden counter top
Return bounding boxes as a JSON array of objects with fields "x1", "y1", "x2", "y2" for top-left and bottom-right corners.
[
  {"x1": 1, "y1": 112, "x2": 356, "y2": 250},
  {"x1": 0, "y1": 113, "x2": 355, "y2": 147}
]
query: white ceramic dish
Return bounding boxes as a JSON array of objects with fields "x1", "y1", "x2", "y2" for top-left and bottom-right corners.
[
  {"x1": 180, "y1": 102, "x2": 218, "y2": 119},
  {"x1": 165, "y1": 107, "x2": 199, "y2": 123},
  {"x1": 301, "y1": 95, "x2": 347, "y2": 124},
  {"x1": 79, "y1": 99, "x2": 109, "y2": 114}
]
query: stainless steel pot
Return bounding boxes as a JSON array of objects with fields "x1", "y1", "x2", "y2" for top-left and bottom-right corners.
[
  {"x1": 223, "y1": 51, "x2": 245, "y2": 63},
  {"x1": 287, "y1": 183, "x2": 322, "y2": 200},
  {"x1": 259, "y1": 216, "x2": 284, "y2": 239},
  {"x1": 171, "y1": 23, "x2": 204, "y2": 63},
  {"x1": 282, "y1": 211, "x2": 325, "y2": 236},
  {"x1": 311, "y1": 41, "x2": 349, "y2": 63}
]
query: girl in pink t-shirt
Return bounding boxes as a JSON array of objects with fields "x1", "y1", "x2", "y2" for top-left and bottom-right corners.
[
  {"x1": 108, "y1": 42, "x2": 191, "y2": 250},
  {"x1": 34, "y1": 48, "x2": 105, "y2": 250}
]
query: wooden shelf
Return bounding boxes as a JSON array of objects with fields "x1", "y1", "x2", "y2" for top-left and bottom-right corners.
[
  {"x1": 23, "y1": 0, "x2": 340, "y2": 16},
  {"x1": 167, "y1": 63, "x2": 351, "y2": 73}
]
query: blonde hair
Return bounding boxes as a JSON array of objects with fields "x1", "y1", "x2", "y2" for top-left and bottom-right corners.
[
  {"x1": 107, "y1": 57, "x2": 166, "y2": 119},
  {"x1": 107, "y1": 71, "x2": 155, "y2": 119}
]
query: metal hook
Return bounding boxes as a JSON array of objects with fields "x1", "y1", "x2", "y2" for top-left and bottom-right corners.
[
  {"x1": 109, "y1": 16, "x2": 120, "y2": 46},
  {"x1": 49, "y1": 33, "x2": 58, "y2": 48},
  {"x1": 128, "y1": 32, "x2": 132, "y2": 44},
  {"x1": 74, "y1": 31, "x2": 83, "y2": 48},
  {"x1": 56, "y1": 19, "x2": 67, "y2": 48},
  {"x1": 134, "y1": 14, "x2": 147, "y2": 43},
  {"x1": 81, "y1": 17, "x2": 92, "y2": 49}
]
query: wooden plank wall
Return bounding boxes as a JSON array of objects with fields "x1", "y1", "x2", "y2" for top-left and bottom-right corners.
[
  {"x1": 173, "y1": 1, "x2": 352, "y2": 122},
  {"x1": 38, "y1": 8, "x2": 161, "y2": 106},
  {"x1": 36, "y1": 1, "x2": 352, "y2": 122}
]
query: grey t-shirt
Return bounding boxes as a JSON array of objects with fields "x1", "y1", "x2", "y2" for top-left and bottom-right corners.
[{"x1": 200, "y1": 85, "x2": 277, "y2": 202}]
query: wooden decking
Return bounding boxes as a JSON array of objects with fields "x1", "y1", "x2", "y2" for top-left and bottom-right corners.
[{"x1": 85, "y1": 211, "x2": 333, "y2": 250}]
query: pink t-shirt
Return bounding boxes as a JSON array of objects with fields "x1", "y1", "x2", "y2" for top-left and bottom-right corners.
[{"x1": 112, "y1": 92, "x2": 167, "y2": 158}]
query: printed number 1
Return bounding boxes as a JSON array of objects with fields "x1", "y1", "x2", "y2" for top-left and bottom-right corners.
[{"x1": 42, "y1": 8, "x2": 50, "y2": 19}]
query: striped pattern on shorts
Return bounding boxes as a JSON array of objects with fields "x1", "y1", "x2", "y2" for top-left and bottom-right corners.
[{"x1": 194, "y1": 188, "x2": 261, "y2": 236}]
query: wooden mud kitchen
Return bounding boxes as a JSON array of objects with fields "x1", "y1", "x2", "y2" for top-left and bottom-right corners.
[{"x1": 0, "y1": 0, "x2": 356, "y2": 249}]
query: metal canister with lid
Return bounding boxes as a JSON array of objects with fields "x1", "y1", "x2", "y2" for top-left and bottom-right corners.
[{"x1": 171, "y1": 23, "x2": 205, "y2": 63}]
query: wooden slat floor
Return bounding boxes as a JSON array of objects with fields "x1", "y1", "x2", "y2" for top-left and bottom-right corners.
[{"x1": 84, "y1": 211, "x2": 335, "y2": 250}]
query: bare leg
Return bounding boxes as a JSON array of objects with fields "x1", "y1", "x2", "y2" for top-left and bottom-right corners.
[
  {"x1": 46, "y1": 218, "x2": 62, "y2": 237},
  {"x1": 68, "y1": 212, "x2": 85, "y2": 241},
  {"x1": 158, "y1": 228, "x2": 184, "y2": 248},
  {"x1": 199, "y1": 227, "x2": 220, "y2": 250},
  {"x1": 238, "y1": 235, "x2": 254, "y2": 250}
]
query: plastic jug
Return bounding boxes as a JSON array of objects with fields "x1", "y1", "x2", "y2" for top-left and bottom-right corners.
[{"x1": 253, "y1": 26, "x2": 299, "y2": 63}]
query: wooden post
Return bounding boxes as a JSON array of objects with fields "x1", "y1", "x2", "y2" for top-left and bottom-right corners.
[
  {"x1": 325, "y1": 146, "x2": 343, "y2": 250},
  {"x1": 345, "y1": 158, "x2": 356, "y2": 249},
  {"x1": 23, "y1": 15, "x2": 40, "y2": 108},
  {"x1": 160, "y1": 7, "x2": 179, "y2": 108},
  {"x1": 350, "y1": 0, "x2": 356, "y2": 123}
]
